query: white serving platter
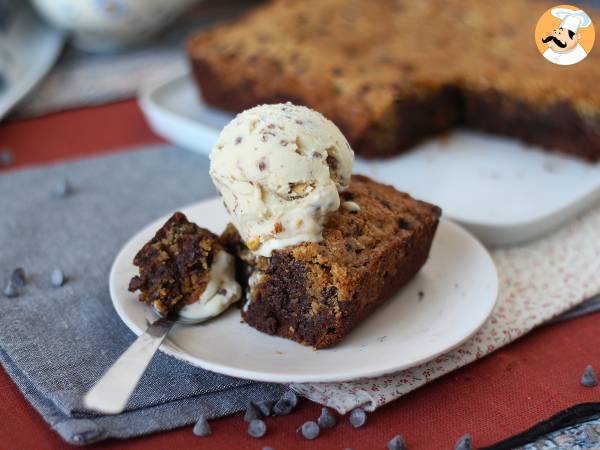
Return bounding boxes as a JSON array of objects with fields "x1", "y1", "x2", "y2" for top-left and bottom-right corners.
[
  {"x1": 138, "y1": 71, "x2": 600, "y2": 247},
  {"x1": 110, "y1": 198, "x2": 498, "y2": 383}
]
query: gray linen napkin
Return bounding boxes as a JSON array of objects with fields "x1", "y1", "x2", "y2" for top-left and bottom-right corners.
[{"x1": 0, "y1": 145, "x2": 287, "y2": 445}]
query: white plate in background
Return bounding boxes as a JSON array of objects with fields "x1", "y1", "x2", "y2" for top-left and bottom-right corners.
[
  {"x1": 138, "y1": 71, "x2": 600, "y2": 246},
  {"x1": 110, "y1": 198, "x2": 498, "y2": 383}
]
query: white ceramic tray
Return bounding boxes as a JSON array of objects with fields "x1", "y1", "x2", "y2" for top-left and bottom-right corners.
[
  {"x1": 110, "y1": 198, "x2": 498, "y2": 383},
  {"x1": 138, "y1": 71, "x2": 600, "y2": 247}
]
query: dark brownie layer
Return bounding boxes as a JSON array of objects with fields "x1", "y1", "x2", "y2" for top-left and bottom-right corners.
[
  {"x1": 221, "y1": 175, "x2": 441, "y2": 348},
  {"x1": 128, "y1": 212, "x2": 223, "y2": 315}
]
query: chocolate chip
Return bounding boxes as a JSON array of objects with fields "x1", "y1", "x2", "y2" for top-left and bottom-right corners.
[
  {"x1": 53, "y1": 178, "x2": 72, "y2": 197},
  {"x1": 295, "y1": 119, "x2": 303, "y2": 125},
  {"x1": 235, "y1": 136, "x2": 242, "y2": 144},
  {"x1": 11, "y1": 267, "x2": 25, "y2": 288},
  {"x1": 258, "y1": 160, "x2": 267, "y2": 171},
  {"x1": 397, "y1": 218, "x2": 412, "y2": 230},
  {"x1": 3, "y1": 280, "x2": 18, "y2": 298},
  {"x1": 256, "y1": 400, "x2": 274, "y2": 416},
  {"x1": 454, "y1": 434, "x2": 472, "y2": 450},
  {"x1": 267, "y1": 124, "x2": 276, "y2": 129},
  {"x1": 51, "y1": 268, "x2": 65, "y2": 287},
  {"x1": 317, "y1": 407, "x2": 336, "y2": 429},
  {"x1": 312, "y1": 151, "x2": 322, "y2": 159},
  {"x1": 244, "y1": 401, "x2": 262, "y2": 422},
  {"x1": 418, "y1": 291, "x2": 424, "y2": 300},
  {"x1": 326, "y1": 155, "x2": 339, "y2": 171},
  {"x1": 273, "y1": 398, "x2": 294, "y2": 416},
  {"x1": 193, "y1": 415, "x2": 211, "y2": 437},
  {"x1": 349, "y1": 408, "x2": 367, "y2": 428},
  {"x1": 248, "y1": 419, "x2": 267, "y2": 438},
  {"x1": 262, "y1": 447, "x2": 274, "y2": 450},
  {"x1": 387, "y1": 435, "x2": 407, "y2": 450},
  {"x1": 281, "y1": 390, "x2": 298, "y2": 407},
  {"x1": 581, "y1": 365, "x2": 598, "y2": 387},
  {"x1": 279, "y1": 140, "x2": 288, "y2": 146},
  {"x1": 298, "y1": 421, "x2": 319, "y2": 440}
]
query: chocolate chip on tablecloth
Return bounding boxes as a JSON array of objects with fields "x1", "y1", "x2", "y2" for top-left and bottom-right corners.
[
  {"x1": 317, "y1": 407, "x2": 336, "y2": 429},
  {"x1": 349, "y1": 408, "x2": 367, "y2": 428},
  {"x1": 193, "y1": 415, "x2": 211, "y2": 437},
  {"x1": 11, "y1": 267, "x2": 26, "y2": 288},
  {"x1": 244, "y1": 401, "x2": 262, "y2": 422},
  {"x1": 581, "y1": 365, "x2": 598, "y2": 387},
  {"x1": 298, "y1": 421, "x2": 319, "y2": 440},
  {"x1": 3, "y1": 280, "x2": 18, "y2": 298},
  {"x1": 273, "y1": 391, "x2": 298, "y2": 416},
  {"x1": 53, "y1": 178, "x2": 73, "y2": 197},
  {"x1": 0, "y1": 148, "x2": 13, "y2": 167},
  {"x1": 387, "y1": 434, "x2": 407, "y2": 450},
  {"x1": 51, "y1": 268, "x2": 65, "y2": 287},
  {"x1": 248, "y1": 419, "x2": 267, "y2": 438},
  {"x1": 256, "y1": 400, "x2": 274, "y2": 416},
  {"x1": 454, "y1": 434, "x2": 473, "y2": 450}
]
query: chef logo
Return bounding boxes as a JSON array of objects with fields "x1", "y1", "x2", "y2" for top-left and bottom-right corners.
[{"x1": 535, "y1": 5, "x2": 594, "y2": 65}]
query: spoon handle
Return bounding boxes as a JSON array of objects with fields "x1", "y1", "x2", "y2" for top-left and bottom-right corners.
[{"x1": 83, "y1": 318, "x2": 173, "y2": 415}]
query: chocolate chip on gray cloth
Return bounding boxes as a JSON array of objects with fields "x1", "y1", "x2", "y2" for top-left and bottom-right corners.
[
  {"x1": 3, "y1": 280, "x2": 18, "y2": 298},
  {"x1": 281, "y1": 390, "x2": 298, "y2": 407},
  {"x1": 298, "y1": 421, "x2": 319, "y2": 440},
  {"x1": 387, "y1": 434, "x2": 407, "y2": 450},
  {"x1": 11, "y1": 267, "x2": 26, "y2": 288},
  {"x1": 262, "y1": 447, "x2": 274, "y2": 450},
  {"x1": 317, "y1": 407, "x2": 336, "y2": 429},
  {"x1": 244, "y1": 401, "x2": 262, "y2": 422},
  {"x1": 454, "y1": 434, "x2": 473, "y2": 450},
  {"x1": 51, "y1": 268, "x2": 65, "y2": 287},
  {"x1": 257, "y1": 400, "x2": 274, "y2": 416},
  {"x1": 349, "y1": 408, "x2": 367, "y2": 428},
  {"x1": 193, "y1": 415, "x2": 211, "y2": 437},
  {"x1": 248, "y1": 419, "x2": 267, "y2": 438},
  {"x1": 581, "y1": 365, "x2": 598, "y2": 387},
  {"x1": 53, "y1": 178, "x2": 72, "y2": 197}
]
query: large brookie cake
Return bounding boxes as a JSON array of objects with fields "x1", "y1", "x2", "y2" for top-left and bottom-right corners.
[{"x1": 187, "y1": 0, "x2": 600, "y2": 161}]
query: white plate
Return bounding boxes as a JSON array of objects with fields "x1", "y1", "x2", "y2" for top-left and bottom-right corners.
[
  {"x1": 110, "y1": 198, "x2": 498, "y2": 383},
  {"x1": 139, "y1": 72, "x2": 600, "y2": 246},
  {"x1": 0, "y1": 2, "x2": 65, "y2": 121}
]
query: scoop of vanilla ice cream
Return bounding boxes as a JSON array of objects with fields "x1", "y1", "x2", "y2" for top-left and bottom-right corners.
[{"x1": 210, "y1": 103, "x2": 354, "y2": 256}]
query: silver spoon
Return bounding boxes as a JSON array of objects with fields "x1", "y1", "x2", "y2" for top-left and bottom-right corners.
[{"x1": 83, "y1": 305, "x2": 211, "y2": 415}]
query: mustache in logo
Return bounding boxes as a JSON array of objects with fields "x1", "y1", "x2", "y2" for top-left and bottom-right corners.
[{"x1": 542, "y1": 35, "x2": 567, "y2": 48}]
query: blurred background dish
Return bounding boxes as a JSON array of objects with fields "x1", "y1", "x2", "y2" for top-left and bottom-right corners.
[{"x1": 30, "y1": 0, "x2": 202, "y2": 52}]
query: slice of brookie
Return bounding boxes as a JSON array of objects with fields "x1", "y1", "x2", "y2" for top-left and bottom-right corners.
[
  {"x1": 221, "y1": 174, "x2": 441, "y2": 348},
  {"x1": 128, "y1": 212, "x2": 223, "y2": 315}
]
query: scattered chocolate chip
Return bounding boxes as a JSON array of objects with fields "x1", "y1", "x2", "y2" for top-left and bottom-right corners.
[
  {"x1": 11, "y1": 267, "x2": 25, "y2": 288},
  {"x1": 312, "y1": 151, "x2": 322, "y2": 159},
  {"x1": 298, "y1": 421, "x2": 319, "y2": 440},
  {"x1": 281, "y1": 390, "x2": 298, "y2": 407},
  {"x1": 244, "y1": 401, "x2": 262, "y2": 422},
  {"x1": 349, "y1": 408, "x2": 367, "y2": 428},
  {"x1": 262, "y1": 447, "x2": 274, "y2": 450},
  {"x1": 217, "y1": 288, "x2": 227, "y2": 296},
  {"x1": 387, "y1": 435, "x2": 407, "y2": 450},
  {"x1": 295, "y1": 119, "x2": 303, "y2": 125},
  {"x1": 581, "y1": 365, "x2": 598, "y2": 387},
  {"x1": 454, "y1": 434, "x2": 472, "y2": 450},
  {"x1": 267, "y1": 124, "x2": 276, "y2": 129},
  {"x1": 235, "y1": 136, "x2": 242, "y2": 144},
  {"x1": 280, "y1": 140, "x2": 289, "y2": 146},
  {"x1": 0, "y1": 149, "x2": 13, "y2": 166},
  {"x1": 258, "y1": 160, "x2": 267, "y2": 171},
  {"x1": 53, "y1": 178, "x2": 72, "y2": 197},
  {"x1": 317, "y1": 407, "x2": 336, "y2": 429},
  {"x1": 51, "y1": 268, "x2": 65, "y2": 287},
  {"x1": 3, "y1": 280, "x2": 18, "y2": 298},
  {"x1": 256, "y1": 400, "x2": 274, "y2": 417},
  {"x1": 273, "y1": 398, "x2": 294, "y2": 416},
  {"x1": 397, "y1": 218, "x2": 412, "y2": 230},
  {"x1": 193, "y1": 415, "x2": 211, "y2": 437},
  {"x1": 248, "y1": 419, "x2": 267, "y2": 438}
]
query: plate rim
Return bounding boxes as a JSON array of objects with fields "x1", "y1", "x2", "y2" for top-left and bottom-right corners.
[{"x1": 110, "y1": 197, "x2": 499, "y2": 383}]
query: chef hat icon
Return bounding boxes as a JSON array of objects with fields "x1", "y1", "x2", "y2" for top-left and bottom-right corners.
[{"x1": 551, "y1": 8, "x2": 592, "y2": 33}]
